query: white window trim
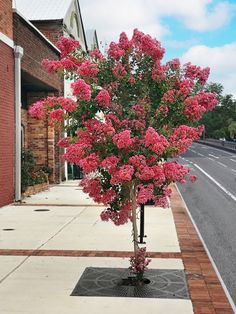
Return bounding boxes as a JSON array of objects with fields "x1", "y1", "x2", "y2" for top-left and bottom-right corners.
[{"x1": 0, "y1": 32, "x2": 14, "y2": 48}]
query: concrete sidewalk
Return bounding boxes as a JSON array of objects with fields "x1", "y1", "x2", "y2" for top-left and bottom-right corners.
[{"x1": 0, "y1": 181, "x2": 233, "y2": 313}]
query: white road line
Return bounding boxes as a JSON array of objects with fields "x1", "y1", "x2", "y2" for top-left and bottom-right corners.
[
  {"x1": 197, "y1": 152, "x2": 204, "y2": 157},
  {"x1": 230, "y1": 159, "x2": 236, "y2": 163},
  {"x1": 217, "y1": 161, "x2": 227, "y2": 168},
  {"x1": 209, "y1": 154, "x2": 219, "y2": 159},
  {"x1": 193, "y1": 163, "x2": 236, "y2": 202},
  {"x1": 208, "y1": 157, "x2": 214, "y2": 161}
]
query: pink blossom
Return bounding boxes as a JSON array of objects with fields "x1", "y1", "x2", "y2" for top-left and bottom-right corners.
[
  {"x1": 166, "y1": 58, "x2": 180, "y2": 70},
  {"x1": 110, "y1": 165, "x2": 134, "y2": 184},
  {"x1": 77, "y1": 60, "x2": 99, "y2": 77},
  {"x1": 101, "y1": 155, "x2": 120, "y2": 173},
  {"x1": 108, "y1": 42, "x2": 125, "y2": 60},
  {"x1": 57, "y1": 137, "x2": 72, "y2": 148},
  {"x1": 152, "y1": 61, "x2": 166, "y2": 80},
  {"x1": 113, "y1": 62, "x2": 127, "y2": 78},
  {"x1": 161, "y1": 90, "x2": 175, "y2": 103},
  {"x1": 129, "y1": 247, "x2": 151, "y2": 276},
  {"x1": 100, "y1": 202, "x2": 132, "y2": 225},
  {"x1": 197, "y1": 91, "x2": 218, "y2": 111},
  {"x1": 169, "y1": 125, "x2": 203, "y2": 155},
  {"x1": 145, "y1": 127, "x2": 169, "y2": 155},
  {"x1": 190, "y1": 175, "x2": 197, "y2": 182},
  {"x1": 56, "y1": 37, "x2": 80, "y2": 58},
  {"x1": 49, "y1": 108, "x2": 65, "y2": 123},
  {"x1": 89, "y1": 48, "x2": 104, "y2": 60},
  {"x1": 163, "y1": 161, "x2": 190, "y2": 182},
  {"x1": 94, "y1": 89, "x2": 111, "y2": 107},
  {"x1": 156, "y1": 105, "x2": 168, "y2": 117},
  {"x1": 61, "y1": 143, "x2": 86, "y2": 164},
  {"x1": 137, "y1": 184, "x2": 154, "y2": 204},
  {"x1": 132, "y1": 104, "x2": 145, "y2": 117},
  {"x1": 29, "y1": 101, "x2": 45, "y2": 119},
  {"x1": 118, "y1": 32, "x2": 132, "y2": 50},
  {"x1": 71, "y1": 79, "x2": 91, "y2": 101},
  {"x1": 113, "y1": 130, "x2": 133, "y2": 149},
  {"x1": 79, "y1": 153, "x2": 100, "y2": 173},
  {"x1": 184, "y1": 96, "x2": 206, "y2": 121},
  {"x1": 184, "y1": 62, "x2": 210, "y2": 85}
]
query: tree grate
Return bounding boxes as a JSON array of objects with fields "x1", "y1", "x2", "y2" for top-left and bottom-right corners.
[{"x1": 71, "y1": 267, "x2": 189, "y2": 299}]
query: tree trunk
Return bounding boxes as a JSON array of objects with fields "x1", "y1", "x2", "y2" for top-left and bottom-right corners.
[{"x1": 130, "y1": 181, "x2": 139, "y2": 257}]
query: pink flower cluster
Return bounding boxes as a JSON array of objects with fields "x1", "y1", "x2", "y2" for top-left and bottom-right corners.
[
  {"x1": 57, "y1": 137, "x2": 72, "y2": 148},
  {"x1": 169, "y1": 125, "x2": 204, "y2": 155},
  {"x1": 78, "y1": 153, "x2": 100, "y2": 173},
  {"x1": 42, "y1": 58, "x2": 78, "y2": 73},
  {"x1": 129, "y1": 247, "x2": 151, "y2": 277},
  {"x1": 145, "y1": 127, "x2": 168, "y2": 155},
  {"x1": 110, "y1": 165, "x2": 134, "y2": 184},
  {"x1": 29, "y1": 96, "x2": 77, "y2": 122},
  {"x1": 132, "y1": 29, "x2": 165, "y2": 61},
  {"x1": 184, "y1": 62, "x2": 210, "y2": 85},
  {"x1": 101, "y1": 155, "x2": 120, "y2": 173},
  {"x1": 100, "y1": 202, "x2": 132, "y2": 225},
  {"x1": 71, "y1": 79, "x2": 91, "y2": 101},
  {"x1": 56, "y1": 37, "x2": 80, "y2": 58},
  {"x1": 184, "y1": 92, "x2": 218, "y2": 121},
  {"x1": 118, "y1": 32, "x2": 132, "y2": 50},
  {"x1": 94, "y1": 89, "x2": 110, "y2": 107},
  {"x1": 108, "y1": 42, "x2": 125, "y2": 60},
  {"x1": 113, "y1": 62, "x2": 127, "y2": 78},
  {"x1": 29, "y1": 100, "x2": 45, "y2": 119},
  {"x1": 77, "y1": 60, "x2": 99, "y2": 78},
  {"x1": 113, "y1": 130, "x2": 134, "y2": 149},
  {"x1": 89, "y1": 48, "x2": 104, "y2": 60},
  {"x1": 80, "y1": 178, "x2": 117, "y2": 205},
  {"x1": 163, "y1": 161, "x2": 190, "y2": 183},
  {"x1": 49, "y1": 108, "x2": 64, "y2": 123}
]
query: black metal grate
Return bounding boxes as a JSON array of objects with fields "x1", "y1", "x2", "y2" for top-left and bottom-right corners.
[{"x1": 71, "y1": 267, "x2": 189, "y2": 299}]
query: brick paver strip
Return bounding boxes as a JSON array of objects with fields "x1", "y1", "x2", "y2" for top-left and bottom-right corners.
[
  {"x1": 171, "y1": 184, "x2": 233, "y2": 314},
  {"x1": 0, "y1": 249, "x2": 181, "y2": 258}
]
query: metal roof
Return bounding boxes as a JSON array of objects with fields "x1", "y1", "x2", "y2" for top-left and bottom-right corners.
[{"x1": 13, "y1": 0, "x2": 73, "y2": 21}]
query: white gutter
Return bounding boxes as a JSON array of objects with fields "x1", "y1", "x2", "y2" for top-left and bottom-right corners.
[
  {"x1": 13, "y1": 9, "x2": 60, "y2": 54},
  {"x1": 14, "y1": 45, "x2": 24, "y2": 201}
]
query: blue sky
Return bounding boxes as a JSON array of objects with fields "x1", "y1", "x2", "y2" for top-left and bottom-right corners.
[{"x1": 80, "y1": 0, "x2": 236, "y2": 97}]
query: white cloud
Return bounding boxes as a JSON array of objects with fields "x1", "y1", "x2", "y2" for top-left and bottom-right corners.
[
  {"x1": 79, "y1": 0, "x2": 234, "y2": 45},
  {"x1": 181, "y1": 43, "x2": 236, "y2": 96}
]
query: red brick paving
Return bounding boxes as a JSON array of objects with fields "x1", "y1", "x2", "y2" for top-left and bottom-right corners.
[{"x1": 171, "y1": 185, "x2": 233, "y2": 313}]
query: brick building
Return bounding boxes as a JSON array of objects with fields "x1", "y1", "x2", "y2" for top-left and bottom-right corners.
[
  {"x1": 13, "y1": 9, "x2": 64, "y2": 184},
  {"x1": 15, "y1": 0, "x2": 88, "y2": 180},
  {"x1": 0, "y1": 1, "x2": 93, "y2": 206},
  {"x1": 0, "y1": 0, "x2": 15, "y2": 206}
]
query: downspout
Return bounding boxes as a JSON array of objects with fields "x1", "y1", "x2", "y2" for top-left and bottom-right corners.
[{"x1": 14, "y1": 45, "x2": 24, "y2": 201}]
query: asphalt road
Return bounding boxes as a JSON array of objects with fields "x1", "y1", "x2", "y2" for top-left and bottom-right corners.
[{"x1": 176, "y1": 142, "x2": 236, "y2": 306}]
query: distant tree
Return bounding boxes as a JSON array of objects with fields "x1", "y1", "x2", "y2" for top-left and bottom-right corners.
[{"x1": 200, "y1": 83, "x2": 236, "y2": 139}]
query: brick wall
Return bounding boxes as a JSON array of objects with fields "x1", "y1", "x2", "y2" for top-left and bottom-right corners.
[
  {"x1": 13, "y1": 13, "x2": 62, "y2": 92},
  {"x1": 0, "y1": 0, "x2": 13, "y2": 39},
  {"x1": 26, "y1": 92, "x2": 64, "y2": 183},
  {"x1": 0, "y1": 41, "x2": 14, "y2": 206},
  {"x1": 32, "y1": 21, "x2": 64, "y2": 46}
]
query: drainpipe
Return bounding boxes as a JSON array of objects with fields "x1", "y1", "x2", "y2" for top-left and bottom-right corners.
[{"x1": 14, "y1": 45, "x2": 24, "y2": 201}]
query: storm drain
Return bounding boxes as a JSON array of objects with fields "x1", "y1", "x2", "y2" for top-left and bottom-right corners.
[
  {"x1": 2, "y1": 228, "x2": 15, "y2": 231},
  {"x1": 71, "y1": 267, "x2": 189, "y2": 299},
  {"x1": 34, "y1": 209, "x2": 50, "y2": 212}
]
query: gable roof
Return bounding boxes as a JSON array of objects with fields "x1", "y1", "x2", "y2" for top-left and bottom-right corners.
[{"x1": 13, "y1": 0, "x2": 73, "y2": 21}]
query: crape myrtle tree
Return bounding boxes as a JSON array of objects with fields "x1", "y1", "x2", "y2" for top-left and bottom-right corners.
[{"x1": 29, "y1": 29, "x2": 217, "y2": 283}]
